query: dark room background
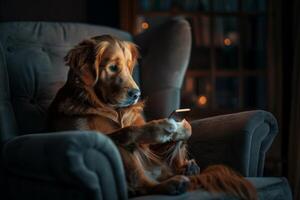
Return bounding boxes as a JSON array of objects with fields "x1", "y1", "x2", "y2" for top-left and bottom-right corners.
[
  {"x1": 0, "y1": 0, "x2": 120, "y2": 28},
  {"x1": 0, "y1": 0, "x2": 299, "y2": 198}
]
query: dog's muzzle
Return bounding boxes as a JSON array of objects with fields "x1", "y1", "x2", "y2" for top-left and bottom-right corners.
[{"x1": 127, "y1": 88, "x2": 141, "y2": 101}]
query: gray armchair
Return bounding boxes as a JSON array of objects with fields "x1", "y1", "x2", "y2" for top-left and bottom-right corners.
[{"x1": 0, "y1": 20, "x2": 292, "y2": 200}]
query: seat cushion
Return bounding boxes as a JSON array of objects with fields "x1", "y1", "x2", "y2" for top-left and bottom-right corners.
[{"x1": 130, "y1": 177, "x2": 292, "y2": 200}]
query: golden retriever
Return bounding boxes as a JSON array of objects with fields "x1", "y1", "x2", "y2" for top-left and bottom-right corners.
[{"x1": 48, "y1": 35, "x2": 257, "y2": 199}]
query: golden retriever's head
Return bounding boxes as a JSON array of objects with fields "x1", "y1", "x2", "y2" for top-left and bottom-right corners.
[{"x1": 65, "y1": 35, "x2": 140, "y2": 108}]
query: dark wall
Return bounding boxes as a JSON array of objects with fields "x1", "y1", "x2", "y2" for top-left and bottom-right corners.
[
  {"x1": 0, "y1": 0, "x2": 120, "y2": 28},
  {"x1": 281, "y1": 0, "x2": 295, "y2": 177},
  {"x1": 87, "y1": 0, "x2": 119, "y2": 27}
]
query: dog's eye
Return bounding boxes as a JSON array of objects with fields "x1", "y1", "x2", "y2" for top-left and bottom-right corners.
[{"x1": 109, "y1": 65, "x2": 119, "y2": 72}]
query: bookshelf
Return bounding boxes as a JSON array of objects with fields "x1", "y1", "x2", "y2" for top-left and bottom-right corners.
[{"x1": 120, "y1": 0, "x2": 270, "y2": 119}]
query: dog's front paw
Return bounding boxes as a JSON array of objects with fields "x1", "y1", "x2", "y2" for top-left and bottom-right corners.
[
  {"x1": 140, "y1": 118, "x2": 192, "y2": 144},
  {"x1": 159, "y1": 118, "x2": 192, "y2": 142},
  {"x1": 171, "y1": 119, "x2": 192, "y2": 141},
  {"x1": 161, "y1": 118, "x2": 178, "y2": 133},
  {"x1": 140, "y1": 119, "x2": 176, "y2": 144},
  {"x1": 183, "y1": 159, "x2": 200, "y2": 176},
  {"x1": 159, "y1": 175, "x2": 190, "y2": 195},
  {"x1": 158, "y1": 118, "x2": 192, "y2": 142}
]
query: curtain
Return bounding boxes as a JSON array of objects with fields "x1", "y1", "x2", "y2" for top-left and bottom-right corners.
[{"x1": 288, "y1": 0, "x2": 300, "y2": 199}]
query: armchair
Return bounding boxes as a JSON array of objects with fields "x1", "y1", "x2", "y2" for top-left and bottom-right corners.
[{"x1": 0, "y1": 20, "x2": 292, "y2": 199}]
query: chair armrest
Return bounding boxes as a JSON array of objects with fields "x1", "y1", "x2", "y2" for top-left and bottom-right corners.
[
  {"x1": 188, "y1": 110, "x2": 278, "y2": 177},
  {"x1": 2, "y1": 131, "x2": 127, "y2": 200},
  {"x1": 134, "y1": 17, "x2": 192, "y2": 120}
]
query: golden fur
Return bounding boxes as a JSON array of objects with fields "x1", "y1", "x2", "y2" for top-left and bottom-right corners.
[{"x1": 48, "y1": 35, "x2": 257, "y2": 199}]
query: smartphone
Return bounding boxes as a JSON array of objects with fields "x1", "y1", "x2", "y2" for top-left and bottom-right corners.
[{"x1": 168, "y1": 108, "x2": 191, "y2": 122}]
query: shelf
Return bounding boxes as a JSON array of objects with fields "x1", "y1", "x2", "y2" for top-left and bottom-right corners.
[
  {"x1": 186, "y1": 69, "x2": 266, "y2": 77},
  {"x1": 121, "y1": 0, "x2": 277, "y2": 137},
  {"x1": 137, "y1": 11, "x2": 266, "y2": 18}
]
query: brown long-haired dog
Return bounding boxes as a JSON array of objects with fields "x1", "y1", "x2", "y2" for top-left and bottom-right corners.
[{"x1": 48, "y1": 35, "x2": 257, "y2": 199}]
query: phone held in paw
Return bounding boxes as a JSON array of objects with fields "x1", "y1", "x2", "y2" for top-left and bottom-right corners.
[{"x1": 168, "y1": 108, "x2": 191, "y2": 122}]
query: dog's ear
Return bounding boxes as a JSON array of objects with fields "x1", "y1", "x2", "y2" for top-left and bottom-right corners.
[
  {"x1": 65, "y1": 39, "x2": 95, "y2": 69},
  {"x1": 65, "y1": 39, "x2": 98, "y2": 86},
  {"x1": 126, "y1": 42, "x2": 140, "y2": 73}
]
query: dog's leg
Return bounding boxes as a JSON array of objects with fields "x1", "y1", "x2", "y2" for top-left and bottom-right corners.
[
  {"x1": 109, "y1": 118, "x2": 196, "y2": 194},
  {"x1": 118, "y1": 146, "x2": 190, "y2": 196},
  {"x1": 180, "y1": 159, "x2": 201, "y2": 176},
  {"x1": 110, "y1": 118, "x2": 199, "y2": 175},
  {"x1": 109, "y1": 118, "x2": 192, "y2": 146},
  {"x1": 140, "y1": 119, "x2": 199, "y2": 176},
  {"x1": 151, "y1": 141, "x2": 200, "y2": 176},
  {"x1": 166, "y1": 142, "x2": 200, "y2": 176}
]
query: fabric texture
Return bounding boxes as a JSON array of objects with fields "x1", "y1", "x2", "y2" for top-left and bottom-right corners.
[
  {"x1": 3, "y1": 131, "x2": 127, "y2": 200},
  {"x1": 134, "y1": 17, "x2": 192, "y2": 120},
  {"x1": 189, "y1": 110, "x2": 278, "y2": 177},
  {"x1": 0, "y1": 42, "x2": 19, "y2": 143}
]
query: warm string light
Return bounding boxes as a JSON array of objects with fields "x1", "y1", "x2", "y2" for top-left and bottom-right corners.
[
  {"x1": 141, "y1": 22, "x2": 149, "y2": 29},
  {"x1": 224, "y1": 38, "x2": 232, "y2": 46},
  {"x1": 197, "y1": 95, "x2": 207, "y2": 106}
]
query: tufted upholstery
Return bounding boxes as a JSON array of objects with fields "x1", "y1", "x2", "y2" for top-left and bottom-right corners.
[
  {"x1": 3, "y1": 131, "x2": 127, "y2": 200},
  {"x1": 0, "y1": 21, "x2": 292, "y2": 200}
]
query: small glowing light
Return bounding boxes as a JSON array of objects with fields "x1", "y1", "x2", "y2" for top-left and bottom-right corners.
[
  {"x1": 197, "y1": 95, "x2": 207, "y2": 106},
  {"x1": 224, "y1": 38, "x2": 232, "y2": 46},
  {"x1": 141, "y1": 22, "x2": 149, "y2": 29}
]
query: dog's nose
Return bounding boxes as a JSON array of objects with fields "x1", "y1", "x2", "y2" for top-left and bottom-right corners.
[{"x1": 128, "y1": 89, "x2": 141, "y2": 100}]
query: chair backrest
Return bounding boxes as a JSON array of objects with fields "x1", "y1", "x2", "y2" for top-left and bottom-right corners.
[{"x1": 0, "y1": 22, "x2": 140, "y2": 142}]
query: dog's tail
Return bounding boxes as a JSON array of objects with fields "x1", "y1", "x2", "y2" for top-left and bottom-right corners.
[{"x1": 188, "y1": 165, "x2": 257, "y2": 200}]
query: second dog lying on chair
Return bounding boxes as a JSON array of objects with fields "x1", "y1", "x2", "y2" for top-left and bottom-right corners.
[{"x1": 48, "y1": 35, "x2": 257, "y2": 199}]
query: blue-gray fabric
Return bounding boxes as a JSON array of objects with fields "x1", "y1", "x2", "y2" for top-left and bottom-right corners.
[
  {"x1": 134, "y1": 17, "x2": 192, "y2": 120},
  {"x1": 0, "y1": 21, "x2": 292, "y2": 199},
  {"x1": 0, "y1": 42, "x2": 19, "y2": 142},
  {"x1": 3, "y1": 131, "x2": 127, "y2": 200},
  {"x1": 189, "y1": 110, "x2": 278, "y2": 177},
  {"x1": 131, "y1": 178, "x2": 292, "y2": 200}
]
